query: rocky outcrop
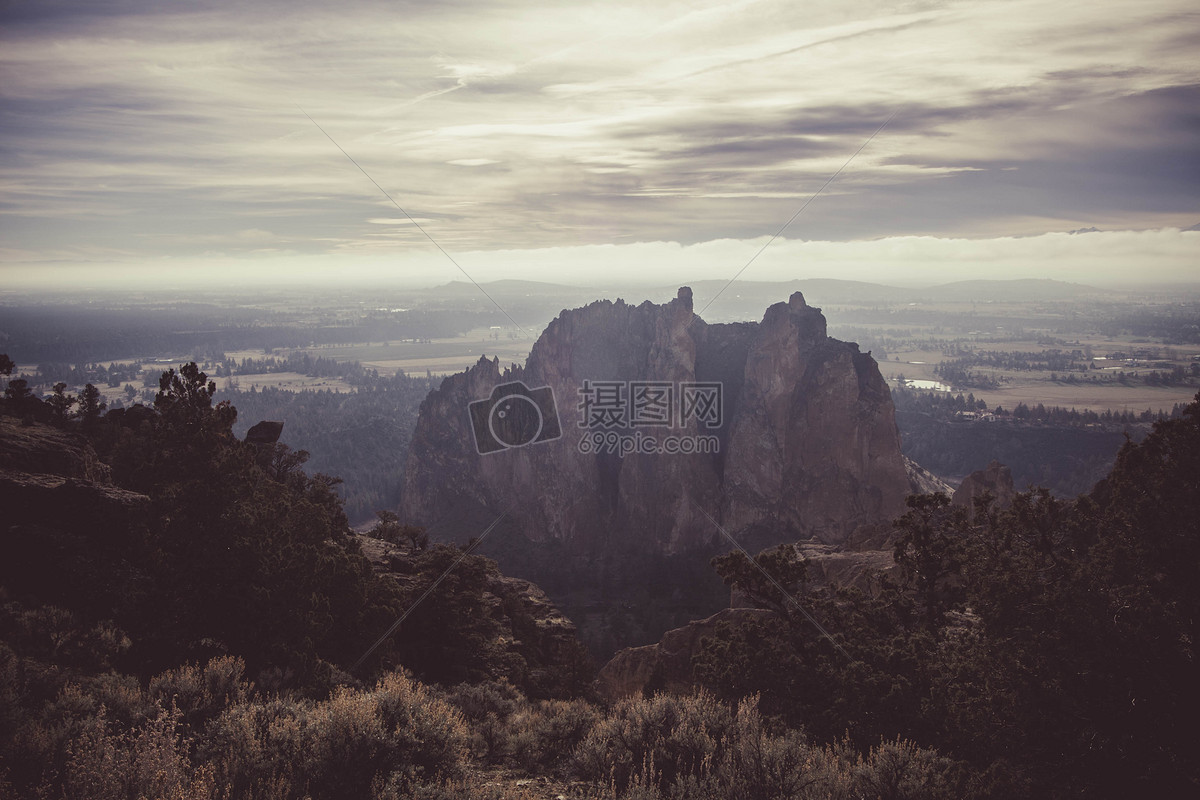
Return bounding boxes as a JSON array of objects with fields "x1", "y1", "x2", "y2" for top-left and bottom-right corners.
[
  {"x1": 246, "y1": 420, "x2": 284, "y2": 445},
  {"x1": 0, "y1": 418, "x2": 151, "y2": 605},
  {"x1": 797, "y1": 543, "x2": 896, "y2": 592},
  {"x1": 905, "y1": 456, "x2": 953, "y2": 496},
  {"x1": 0, "y1": 415, "x2": 111, "y2": 481},
  {"x1": 402, "y1": 289, "x2": 910, "y2": 556},
  {"x1": 0, "y1": 417, "x2": 146, "y2": 529},
  {"x1": 0, "y1": 469, "x2": 149, "y2": 531},
  {"x1": 952, "y1": 459, "x2": 1016, "y2": 513},
  {"x1": 356, "y1": 534, "x2": 587, "y2": 696},
  {"x1": 594, "y1": 608, "x2": 774, "y2": 702}
]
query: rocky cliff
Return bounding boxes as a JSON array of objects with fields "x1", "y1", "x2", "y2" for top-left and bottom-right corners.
[
  {"x1": 0, "y1": 416, "x2": 151, "y2": 606},
  {"x1": 402, "y1": 288, "x2": 911, "y2": 557}
]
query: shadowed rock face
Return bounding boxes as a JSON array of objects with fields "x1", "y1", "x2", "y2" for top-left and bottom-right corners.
[
  {"x1": 952, "y1": 459, "x2": 1016, "y2": 514},
  {"x1": 245, "y1": 420, "x2": 284, "y2": 445},
  {"x1": 402, "y1": 289, "x2": 910, "y2": 556}
]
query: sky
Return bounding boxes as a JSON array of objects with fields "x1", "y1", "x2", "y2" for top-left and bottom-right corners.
[{"x1": 1, "y1": 0, "x2": 1198, "y2": 291}]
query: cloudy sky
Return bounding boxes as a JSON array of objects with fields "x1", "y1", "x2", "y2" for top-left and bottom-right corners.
[{"x1": 1, "y1": 0, "x2": 1197, "y2": 290}]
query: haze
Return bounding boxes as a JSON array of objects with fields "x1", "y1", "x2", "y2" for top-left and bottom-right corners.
[{"x1": 2, "y1": 0, "x2": 1198, "y2": 293}]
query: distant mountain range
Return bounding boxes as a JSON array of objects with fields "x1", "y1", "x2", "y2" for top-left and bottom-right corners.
[{"x1": 426, "y1": 277, "x2": 1112, "y2": 310}]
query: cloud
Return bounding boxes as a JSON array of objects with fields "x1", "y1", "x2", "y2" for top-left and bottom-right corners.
[{"x1": 0, "y1": 0, "x2": 1197, "y2": 284}]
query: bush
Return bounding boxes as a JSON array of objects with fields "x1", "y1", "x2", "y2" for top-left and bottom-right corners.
[
  {"x1": 57, "y1": 703, "x2": 215, "y2": 800},
  {"x1": 507, "y1": 697, "x2": 600, "y2": 773},
  {"x1": 573, "y1": 691, "x2": 733, "y2": 793},
  {"x1": 150, "y1": 655, "x2": 251, "y2": 730},
  {"x1": 444, "y1": 681, "x2": 526, "y2": 763},
  {"x1": 723, "y1": 696, "x2": 819, "y2": 800},
  {"x1": 853, "y1": 737, "x2": 963, "y2": 800},
  {"x1": 199, "y1": 669, "x2": 469, "y2": 799},
  {"x1": 199, "y1": 696, "x2": 307, "y2": 799}
]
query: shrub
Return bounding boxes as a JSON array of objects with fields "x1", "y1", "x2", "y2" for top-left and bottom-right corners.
[
  {"x1": 57, "y1": 703, "x2": 214, "y2": 800},
  {"x1": 723, "y1": 695, "x2": 819, "y2": 800},
  {"x1": 444, "y1": 680, "x2": 526, "y2": 763},
  {"x1": 572, "y1": 691, "x2": 733, "y2": 793},
  {"x1": 199, "y1": 696, "x2": 307, "y2": 799},
  {"x1": 852, "y1": 737, "x2": 963, "y2": 800},
  {"x1": 150, "y1": 655, "x2": 251, "y2": 730},
  {"x1": 507, "y1": 697, "x2": 600, "y2": 773}
]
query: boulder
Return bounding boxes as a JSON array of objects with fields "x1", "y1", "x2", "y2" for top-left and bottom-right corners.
[{"x1": 245, "y1": 420, "x2": 284, "y2": 445}]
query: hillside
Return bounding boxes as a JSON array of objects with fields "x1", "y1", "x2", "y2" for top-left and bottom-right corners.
[{"x1": 1, "y1": 352, "x2": 1197, "y2": 798}]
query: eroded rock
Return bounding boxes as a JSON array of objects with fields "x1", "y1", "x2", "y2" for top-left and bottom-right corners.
[{"x1": 402, "y1": 289, "x2": 910, "y2": 556}]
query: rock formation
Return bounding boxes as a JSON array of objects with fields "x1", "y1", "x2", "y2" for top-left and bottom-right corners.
[
  {"x1": 246, "y1": 420, "x2": 284, "y2": 445},
  {"x1": 0, "y1": 416, "x2": 150, "y2": 603},
  {"x1": 403, "y1": 288, "x2": 911, "y2": 556},
  {"x1": 952, "y1": 459, "x2": 1016, "y2": 514}
]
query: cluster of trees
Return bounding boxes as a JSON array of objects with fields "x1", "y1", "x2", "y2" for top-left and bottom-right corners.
[
  {"x1": 894, "y1": 390, "x2": 1144, "y2": 496},
  {"x1": 1099, "y1": 305, "x2": 1200, "y2": 344},
  {"x1": 696, "y1": 396, "x2": 1200, "y2": 796},
  {"x1": 931, "y1": 362, "x2": 1004, "y2": 389},
  {"x1": 33, "y1": 360, "x2": 143, "y2": 388},
  {"x1": 1142, "y1": 364, "x2": 1198, "y2": 385},
  {"x1": 893, "y1": 385, "x2": 1185, "y2": 426},
  {"x1": 220, "y1": 371, "x2": 435, "y2": 523},
  {"x1": 931, "y1": 350, "x2": 1198, "y2": 390},
  {"x1": 215, "y1": 352, "x2": 359, "y2": 379},
  {"x1": 938, "y1": 347, "x2": 1091, "y2": 373},
  {"x1": 2, "y1": 355, "x2": 109, "y2": 427}
]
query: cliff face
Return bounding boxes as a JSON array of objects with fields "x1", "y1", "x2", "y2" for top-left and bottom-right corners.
[{"x1": 402, "y1": 288, "x2": 910, "y2": 556}]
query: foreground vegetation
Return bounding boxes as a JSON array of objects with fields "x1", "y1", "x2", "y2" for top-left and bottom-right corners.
[{"x1": 1, "y1": 357, "x2": 1197, "y2": 797}]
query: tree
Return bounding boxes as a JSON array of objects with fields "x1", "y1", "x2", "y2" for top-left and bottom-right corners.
[
  {"x1": 0, "y1": 353, "x2": 14, "y2": 376},
  {"x1": 3, "y1": 378, "x2": 33, "y2": 409},
  {"x1": 77, "y1": 383, "x2": 106, "y2": 427},
  {"x1": 891, "y1": 493, "x2": 969, "y2": 628},
  {"x1": 155, "y1": 362, "x2": 232, "y2": 430},
  {"x1": 369, "y1": 510, "x2": 428, "y2": 553},
  {"x1": 711, "y1": 543, "x2": 808, "y2": 619},
  {"x1": 46, "y1": 382, "x2": 77, "y2": 422}
]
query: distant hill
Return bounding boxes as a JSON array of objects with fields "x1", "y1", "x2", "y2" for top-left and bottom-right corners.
[
  {"x1": 911, "y1": 278, "x2": 1110, "y2": 302},
  {"x1": 648, "y1": 277, "x2": 1109, "y2": 308},
  {"x1": 416, "y1": 277, "x2": 1113, "y2": 318},
  {"x1": 420, "y1": 279, "x2": 594, "y2": 297}
]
